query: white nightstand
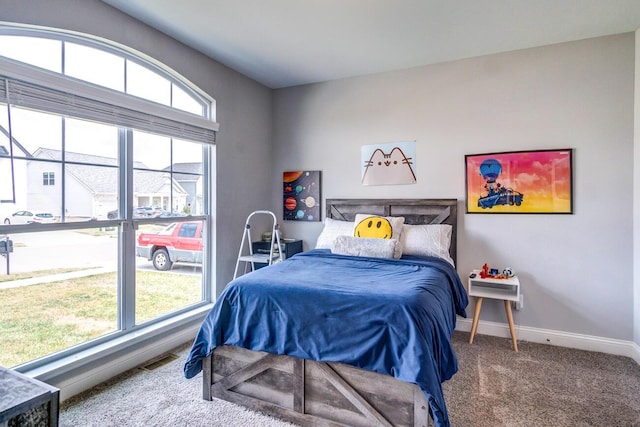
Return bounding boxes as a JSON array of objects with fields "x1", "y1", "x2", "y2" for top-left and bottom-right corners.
[{"x1": 468, "y1": 270, "x2": 521, "y2": 352}]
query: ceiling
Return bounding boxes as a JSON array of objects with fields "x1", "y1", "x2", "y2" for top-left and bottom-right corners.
[{"x1": 101, "y1": 0, "x2": 640, "y2": 89}]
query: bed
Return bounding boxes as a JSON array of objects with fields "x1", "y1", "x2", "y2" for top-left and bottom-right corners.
[{"x1": 184, "y1": 199, "x2": 468, "y2": 427}]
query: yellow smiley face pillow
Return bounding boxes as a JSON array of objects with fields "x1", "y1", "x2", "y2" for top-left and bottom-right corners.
[
  {"x1": 354, "y1": 216, "x2": 393, "y2": 239},
  {"x1": 353, "y1": 214, "x2": 405, "y2": 258}
]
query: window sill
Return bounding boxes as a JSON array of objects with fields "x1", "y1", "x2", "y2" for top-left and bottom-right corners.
[{"x1": 17, "y1": 304, "x2": 213, "y2": 400}]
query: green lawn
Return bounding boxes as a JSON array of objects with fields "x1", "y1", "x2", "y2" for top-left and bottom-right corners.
[{"x1": 0, "y1": 270, "x2": 201, "y2": 367}]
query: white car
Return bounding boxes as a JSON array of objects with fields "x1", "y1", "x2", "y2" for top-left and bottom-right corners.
[{"x1": 3, "y1": 210, "x2": 58, "y2": 225}]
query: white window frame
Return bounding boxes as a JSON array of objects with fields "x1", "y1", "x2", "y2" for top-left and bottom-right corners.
[{"x1": 0, "y1": 24, "x2": 218, "y2": 386}]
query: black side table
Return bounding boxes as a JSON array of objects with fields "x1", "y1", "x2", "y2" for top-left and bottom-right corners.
[
  {"x1": 0, "y1": 367, "x2": 59, "y2": 426},
  {"x1": 251, "y1": 239, "x2": 303, "y2": 269}
]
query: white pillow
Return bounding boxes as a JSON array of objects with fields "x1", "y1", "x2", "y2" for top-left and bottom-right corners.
[
  {"x1": 400, "y1": 224, "x2": 454, "y2": 266},
  {"x1": 353, "y1": 214, "x2": 405, "y2": 259},
  {"x1": 332, "y1": 235, "x2": 397, "y2": 259},
  {"x1": 315, "y1": 218, "x2": 354, "y2": 249}
]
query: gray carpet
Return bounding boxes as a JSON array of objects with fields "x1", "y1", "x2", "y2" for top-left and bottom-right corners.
[{"x1": 60, "y1": 332, "x2": 640, "y2": 426}]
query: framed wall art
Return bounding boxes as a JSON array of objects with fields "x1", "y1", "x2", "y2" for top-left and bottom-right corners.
[
  {"x1": 283, "y1": 170, "x2": 321, "y2": 221},
  {"x1": 465, "y1": 149, "x2": 573, "y2": 214}
]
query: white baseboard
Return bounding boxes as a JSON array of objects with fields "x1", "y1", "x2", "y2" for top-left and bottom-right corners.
[{"x1": 456, "y1": 318, "x2": 640, "y2": 364}]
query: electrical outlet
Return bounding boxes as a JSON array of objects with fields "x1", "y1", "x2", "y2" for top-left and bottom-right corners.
[{"x1": 511, "y1": 294, "x2": 524, "y2": 311}]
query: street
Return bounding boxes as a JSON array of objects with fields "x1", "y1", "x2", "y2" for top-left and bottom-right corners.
[
  {"x1": 1, "y1": 230, "x2": 116, "y2": 274},
  {"x1": 0, "y1": 230, "x2": 201, "y2": 276}
]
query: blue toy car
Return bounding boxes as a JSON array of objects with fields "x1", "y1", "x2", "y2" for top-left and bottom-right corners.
[{"x1": 478, "y1": 188, "x2": 524, "y2": 209}]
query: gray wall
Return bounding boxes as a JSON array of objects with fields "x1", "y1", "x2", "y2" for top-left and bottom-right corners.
[
  {"x1": 274, "y1": 34, "x2": 635, "y2": 341},
  {"x1": 0, "y1": 0, "x2": 273, "y2": 293}
]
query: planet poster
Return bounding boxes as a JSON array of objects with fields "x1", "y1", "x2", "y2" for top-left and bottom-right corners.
[
  {"x1": 465, "y1": 149, "x2": 573, "y2": 214},
  {"x1": 283, "y1": 170, "x2": 321, "y2": 221}
]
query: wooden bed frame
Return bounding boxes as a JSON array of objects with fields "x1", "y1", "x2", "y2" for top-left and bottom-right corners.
[{"x1": 202, "y1": 199, "x2": 458, "y2": 427}]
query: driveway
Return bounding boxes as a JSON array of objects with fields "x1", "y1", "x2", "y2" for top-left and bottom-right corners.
[{"x1": 1, "y1": 230, "x2": 117, "y2": 274}]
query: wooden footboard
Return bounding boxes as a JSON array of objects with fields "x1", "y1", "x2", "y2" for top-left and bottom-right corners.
[{"x1": 203, "y1": 346, "x2": 432, "y2": 427}]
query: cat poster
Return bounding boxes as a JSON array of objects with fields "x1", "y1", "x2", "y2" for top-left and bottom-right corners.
[{"x1": 361, "y1": 141, "x2": 416, "y2": 185}]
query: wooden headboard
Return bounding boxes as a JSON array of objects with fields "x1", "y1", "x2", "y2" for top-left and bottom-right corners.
[{"x1": 326, "y1": 198, "x2": 458, "y2": 265}]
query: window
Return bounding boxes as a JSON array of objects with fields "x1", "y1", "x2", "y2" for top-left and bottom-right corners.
[
  {"x1": 0, "y1": 25, "x2": 218, "y2": 369},
  {"x1": 178, "y1": 222, "x2": 199, "y2": 238},
  {"x1": 42, "y1": 172, "x2": 54, "y2": 185}
]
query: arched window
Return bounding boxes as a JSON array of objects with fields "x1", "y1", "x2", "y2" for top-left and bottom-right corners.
[
  {"x1": 0, "y1": 24, "x2": 217, "y2": 370},
  {"x1": 0, "y1": 29, "x2": 211, "y2": 116}
]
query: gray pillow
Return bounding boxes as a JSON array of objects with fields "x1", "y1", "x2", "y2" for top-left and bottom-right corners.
[{"x1": 331, "y1": 235, "x2": 398, "y2": 259}]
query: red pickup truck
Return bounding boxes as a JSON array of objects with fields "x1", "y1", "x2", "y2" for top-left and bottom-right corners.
[{"x1": 136, "y1": 221, "x2": 203, "y2": 270}]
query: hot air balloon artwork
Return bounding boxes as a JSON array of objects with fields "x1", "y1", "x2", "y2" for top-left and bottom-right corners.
[
  {"x1": 465, "y1": 149, "x2": 573, "y2": 214},
  {"x1": 283, "y1": 170, "x2": 322, "y2": 221}
]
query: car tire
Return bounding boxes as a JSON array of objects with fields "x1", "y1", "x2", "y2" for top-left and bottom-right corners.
[
  {"x1": 152, "y1": 248, "x2": 173, "y2": 271},
  {"x1": 3, "y1": 218, "x2": 9, "y2": 225}
]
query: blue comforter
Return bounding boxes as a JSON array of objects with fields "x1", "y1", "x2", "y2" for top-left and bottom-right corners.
[{"x1": 184, "y1": 249, "x2": 468, "y2": 427}]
